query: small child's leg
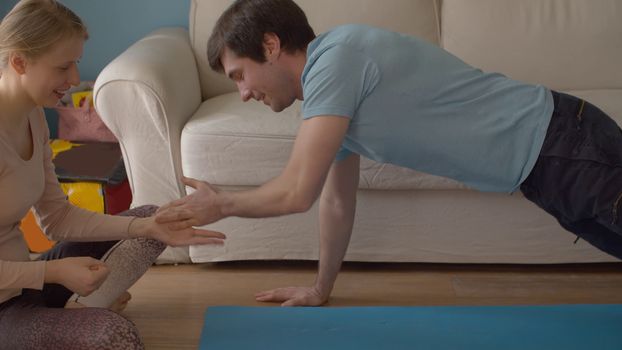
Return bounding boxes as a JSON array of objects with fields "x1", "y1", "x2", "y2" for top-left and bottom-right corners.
[
  {"x1": 39, "y1": 240, "x2": 118, "y2": 308},
  {"x1": 72, "y1": 237, "x2": 166, "y2": 308},
  {"x1": 71, "y1": 205, "x2": 166, "y2": 308}
]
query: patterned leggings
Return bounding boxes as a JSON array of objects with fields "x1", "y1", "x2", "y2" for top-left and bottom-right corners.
[{"x1": 0, "y1": 205, "x2": 166, "y2": 350}]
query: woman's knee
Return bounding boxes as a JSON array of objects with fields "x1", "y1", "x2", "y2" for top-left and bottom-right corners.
[
  {"x1": 12, "y1": 307, "x2": 145, "y2": 350},
  {"x1": 78, "y1": 309, "x2": 144, "y2": 350}
]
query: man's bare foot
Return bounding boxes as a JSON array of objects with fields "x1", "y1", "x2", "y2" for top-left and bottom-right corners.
[{"x1": 64, "y1": 291, "x2": 132, "y2": 313}]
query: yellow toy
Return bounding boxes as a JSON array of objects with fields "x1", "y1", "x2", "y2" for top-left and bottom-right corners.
[{"x1": 71, "y1": 90, "x2": 93, "y2": 108}]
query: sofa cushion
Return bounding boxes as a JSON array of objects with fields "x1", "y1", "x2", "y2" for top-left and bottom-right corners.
[
  {"x1": 190, "y1": 0, "x2": 441, "y2": 100},
  {"x1": 441, "y1": 0, "x2": 622, "y2": 92},
  {"x1": 181, "y1": 93, "x2": 467, "y2": 190},
  {"x1": 182, "y1": 89, "x2": 622, "y2": 191}
]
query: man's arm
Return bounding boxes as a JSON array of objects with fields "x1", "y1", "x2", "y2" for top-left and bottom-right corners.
[
  {"x1": 255, "y1": 153, "x2": 360, "y2": 306},
  {"x1": 156, "y1": 116, "x2": 350, "y2": 228}
]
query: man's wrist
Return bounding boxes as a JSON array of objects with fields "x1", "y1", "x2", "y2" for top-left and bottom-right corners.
[
  {"x1": 313, "y1": 280, "x2": 333, "y2": 299},
  {"x1": 218, "y1": 191, "x2": 234, "y2": 219}
]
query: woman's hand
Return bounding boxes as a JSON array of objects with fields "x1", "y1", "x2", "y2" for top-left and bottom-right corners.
[
  {"x1": 44, "y1": 257, "x2": 110, "y2": 296},
  {"x1": 129, "y1": 216, "x2": 226, "y2": 247}
]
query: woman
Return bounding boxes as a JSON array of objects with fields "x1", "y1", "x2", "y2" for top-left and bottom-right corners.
[{"x1": 0, "y1": 1, "x2": 225, "y2": 349}]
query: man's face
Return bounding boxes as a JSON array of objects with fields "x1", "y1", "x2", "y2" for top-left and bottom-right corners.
[{"x1": 221, "y1": 47, "x2": 297, "y2": 112}]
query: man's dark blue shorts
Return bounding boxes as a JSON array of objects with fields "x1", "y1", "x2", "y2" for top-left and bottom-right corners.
[{"x1": 520, "y1": 90, "x2": 622, "y2": 259}]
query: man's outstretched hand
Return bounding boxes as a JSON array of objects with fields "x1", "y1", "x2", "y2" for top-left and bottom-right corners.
[
  {"x1": 255, "y1": 286, "x2": 329, "y2": 307},
  {"x1": 156, "y1": 177, "x2": 225, "y2": 230}
]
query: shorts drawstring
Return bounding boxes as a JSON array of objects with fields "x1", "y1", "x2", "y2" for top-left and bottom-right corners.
[{"x1": 576, "y1": 99, "x2": 585, "y2": 123}]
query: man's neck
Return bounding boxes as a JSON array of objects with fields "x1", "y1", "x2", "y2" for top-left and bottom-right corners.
[{"x1": 280, "y1": 49, "x2": 307, "y2": 100}]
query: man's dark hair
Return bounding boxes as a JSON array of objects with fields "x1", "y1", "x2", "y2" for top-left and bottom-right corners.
[{"x1": 207, "y1": 0, "x2": 315, "y2": 72}]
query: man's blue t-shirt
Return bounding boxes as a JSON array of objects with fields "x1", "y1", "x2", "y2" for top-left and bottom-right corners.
[{"x1": 301, "y1": 24, "x2": 553, "y2": 193}]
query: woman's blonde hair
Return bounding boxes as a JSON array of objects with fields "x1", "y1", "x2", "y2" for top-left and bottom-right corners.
[{"x1": 0, "y1": 0, "x2": 88, "y2": 69}]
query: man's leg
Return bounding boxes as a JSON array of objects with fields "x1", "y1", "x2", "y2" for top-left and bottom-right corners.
[
  {"x1": 558, "y1": 219, "x2": 622, "y2": 260},
  {"x1": 520, "y1": 91, "x2": 622, "y2": 259}
]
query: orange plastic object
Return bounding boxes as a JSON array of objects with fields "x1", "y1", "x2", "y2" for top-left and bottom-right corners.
[
  {"x1": 20, "y1": 210, "x2": 55, "y2": 253},
  {"x1": 21, "y1": 140, "x2": 80, "y2": 253}
]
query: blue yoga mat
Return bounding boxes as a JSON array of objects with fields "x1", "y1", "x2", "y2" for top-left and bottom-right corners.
[{"x1": 199, "y1": 304, "x2": 622, "y2": 349}]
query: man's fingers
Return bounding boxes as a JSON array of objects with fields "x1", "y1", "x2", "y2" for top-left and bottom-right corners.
[
  {"x1": 182, "y1": 176, "x2": 204, "y2": 189},
  {"x1": 193, "y1": 228, "x2": 226, "y2": 239},
  {"x1": 255, "y1": 289, "x2": 270, "y2": 298},
  {"x1": 154, "y1": 212, "x2": 172, "y2": 224},
  {"x1": 255, "y1": 289, "x2": 276, "y2": 301},
  {"x1": 256, "y1": 295, "x2": 277, "y2": 302},
  {"x1": 169, "y1": 196, "x2": 189, "y2": 208},
  {"x1": 155, "y1": 197, "x2": 189, "y2": 217},
  {"x1": 255, "y1": 288, "x2": 292, "y2": 302},
  {"x1": 189, "y1": 237, "x2": 225, "y2": 246},
  {"x1": 156, "y1": 208, "x2": 193, "y2": 224},
  {"x1": 281, "y1": 299, "x2": 300, "y2": 307},
  {"x1": 169, "y1": 237, "x2": 225, "y2": 247},
  {"x1": 256, "y1": 287, "x2": 323, "y2": 306},
  {"x1": 167, "y1": 220, "x2": 194, "y2": 231},
  {"x1": 283, "y1": 296, "x2": 321, "y2": 307},
  {"x1": 155, "y1": 204, "x2": 169, "y2": 214},
  {"x1": 255, "y1": 292, "x2": 273, "y2": 301}
]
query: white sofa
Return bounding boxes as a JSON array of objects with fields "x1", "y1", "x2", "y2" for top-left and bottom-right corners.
[{"x1": 94, "y1": 0, "x2": 622, "y2": 264}]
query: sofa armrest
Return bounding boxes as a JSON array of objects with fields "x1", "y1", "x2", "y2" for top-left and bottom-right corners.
[{"x1": 94, "y1": 27, "x2": 201, "y2": 207}]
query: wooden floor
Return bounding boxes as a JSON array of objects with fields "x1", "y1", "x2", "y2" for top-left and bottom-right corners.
[{"x1": 125, "y1": 261, "x2": 622, "y2": 349}]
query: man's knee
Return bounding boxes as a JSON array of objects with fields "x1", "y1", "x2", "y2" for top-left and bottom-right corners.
[{"x1": 561, "y1": 218, "x2": 622, "y2": 260}]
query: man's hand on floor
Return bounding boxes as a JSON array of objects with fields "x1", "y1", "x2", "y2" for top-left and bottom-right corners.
[{"x1": 255, "y1": 285, "x2": 329, "y2": 307}]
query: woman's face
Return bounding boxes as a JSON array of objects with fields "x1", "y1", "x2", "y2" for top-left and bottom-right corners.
[{"x1": 20, "y1": 35, "x2": 84, "y2": 108}]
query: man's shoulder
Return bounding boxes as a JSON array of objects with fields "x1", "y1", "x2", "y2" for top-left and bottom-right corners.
[
  {"x1": 307, "y1": 24, "x2": 382, "y2": 63},
  {"x1": 317, "y1": 24, "x2": 385, "y2": 46},
  {"x1": 329, "y1": 23, "x2": 375, "y2": 33}
]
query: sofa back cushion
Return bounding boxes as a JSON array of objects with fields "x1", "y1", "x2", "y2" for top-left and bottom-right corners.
[
  {"x1": 441, "y1": 0, "x2": 622, "y2": 91},
  {"x1": 190, "y1": 0, "x2": 441, "y2": 100}
]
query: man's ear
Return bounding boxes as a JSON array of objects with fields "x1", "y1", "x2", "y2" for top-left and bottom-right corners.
[
  {"x1": 263, "y1": 33, "x2": 281, "y2": 62},
  {"x1": 9, "y1": 53, "x2": 28, "y2": 75}
]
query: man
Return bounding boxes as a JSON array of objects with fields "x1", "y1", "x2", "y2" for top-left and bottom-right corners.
[{"x1": 157, "y1": 0, "x2": 622, "y2": 306}]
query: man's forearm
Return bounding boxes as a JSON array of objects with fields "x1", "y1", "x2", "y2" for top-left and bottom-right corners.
[
  {"x1": 314, "y1": 194, "x2": 356, "y2": 296},
  {"x1": 218, "y1": 117, "x2": 350, "y2": 220},
  {"x1": 220, "y1": 173, "x2": 323, "y2": 219},
  {"x1": 163, "y1": 117, "x2": 349, "y2": 228}
]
